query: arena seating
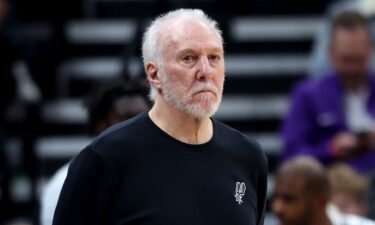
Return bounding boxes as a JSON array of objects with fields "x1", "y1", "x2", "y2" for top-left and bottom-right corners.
[{"x1": 5, "y1": 0, "x2": 335, "y2": 223}]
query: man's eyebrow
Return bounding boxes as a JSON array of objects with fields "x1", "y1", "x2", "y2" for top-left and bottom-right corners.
[{"x1": 178, "y1": 47, "x2": 223, "y2": 54}]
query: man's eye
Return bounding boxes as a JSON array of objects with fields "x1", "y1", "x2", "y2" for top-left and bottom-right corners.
[
  {"x1": 209, "y1": 55, "x2": 221, "y2": 62},
  {"x1": 182, "y1": 55, "x2": 196, "y2": 62},
  {"x1": 282, "y1": 195, "x2": 296, "y2": 203}
]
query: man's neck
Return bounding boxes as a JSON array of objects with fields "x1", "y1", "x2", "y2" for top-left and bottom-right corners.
[
  {"x1": 148, "y1": 98, "x2": 213, "y2": 145},
  {"x1": 314, "y1": 213, "x2": 332, "y2": 225},
  {"x1": 309, "y1": 208, "x2": 332, "y2": 225}
]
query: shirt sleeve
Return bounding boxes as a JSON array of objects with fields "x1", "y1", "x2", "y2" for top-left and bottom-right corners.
[
  {"x1": 281, "y1": 83, "x2": 333, "y2": 164},
  {"x1": 256, "y1": 150, "x2": 268, "y2": 225},
  {"x1": 52, "y1": 147, "x2": 117, "y2": 225}
]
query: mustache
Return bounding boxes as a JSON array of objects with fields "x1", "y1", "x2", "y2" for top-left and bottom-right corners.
[{"x1": 191, "y1": 82, "x2": 218, "y2": 95}]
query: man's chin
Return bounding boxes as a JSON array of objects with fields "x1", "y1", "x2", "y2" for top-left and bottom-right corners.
[
  {"x1": 188, "y1": 109, "x2": 214, "y2": 119},
  {"x1": 163, "y1": 95, "x2": 219, "y2": 118},
  {"x1": 185, "y1": 105, "x2": 217, "y2": 119}
]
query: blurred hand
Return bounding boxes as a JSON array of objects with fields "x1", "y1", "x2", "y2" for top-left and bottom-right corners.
[{"x1": 331, "y1": 132, "x2": 360, "y2": 159}]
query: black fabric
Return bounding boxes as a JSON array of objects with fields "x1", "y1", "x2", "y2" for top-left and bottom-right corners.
[
  {"x1": 367, "y1": 171, "x2": 375, "y2": 220},
  {"x1": 0, "y1": 32, "x2": 17, "y2": 223},
  {"x1": 53, "y1": 112, "x2": 268, "y2": 225},
  {"x1": 0, "y1": 33, "x2": 17, "y2": 120}
]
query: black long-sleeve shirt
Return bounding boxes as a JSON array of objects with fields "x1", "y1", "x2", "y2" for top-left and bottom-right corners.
[{"x1": 53, "y1": 112, "x2": 268, "y2": 225}]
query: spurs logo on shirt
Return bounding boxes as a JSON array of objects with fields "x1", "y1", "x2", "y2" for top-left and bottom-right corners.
[{"x1": 234, "y1": 182, "x2": 246, "y2": 205}]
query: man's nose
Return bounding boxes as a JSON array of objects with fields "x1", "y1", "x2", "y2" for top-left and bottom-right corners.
[{"x1": 197, "y1": 57, "x2": 213, "y2": 80}]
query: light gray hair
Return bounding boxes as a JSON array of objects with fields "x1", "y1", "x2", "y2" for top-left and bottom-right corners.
[{"x1": 141, "y1": 8, "x2": 224, "y2": 100}]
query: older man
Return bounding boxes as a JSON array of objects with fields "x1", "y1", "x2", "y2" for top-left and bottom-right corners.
[{"x1": 52, "y1": 9, "x2": 267, "y2": 225}]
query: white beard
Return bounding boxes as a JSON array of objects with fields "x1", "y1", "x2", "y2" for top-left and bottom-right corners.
[{"x1": 161, "y1": 72, "x2": 222, "y2": 119}]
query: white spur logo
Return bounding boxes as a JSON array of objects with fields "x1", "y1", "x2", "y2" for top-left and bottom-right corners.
[{"x1": 234, "y1": 182, "x2": 246, "y2": 205}]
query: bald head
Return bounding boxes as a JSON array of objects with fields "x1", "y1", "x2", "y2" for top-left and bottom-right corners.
[
  {"x1": 276, "y1": 157, "x2": 330, "y2": 201},
  {"x1": 272, "y1": 157, "x2": 332, "y2": 225}
]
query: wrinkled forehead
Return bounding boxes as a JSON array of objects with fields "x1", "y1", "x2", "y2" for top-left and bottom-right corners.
[{"x1": 159, "y1": 19, "x2": 223, "y2": 51}]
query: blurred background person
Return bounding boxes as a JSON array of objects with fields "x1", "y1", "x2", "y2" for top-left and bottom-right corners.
[
  {"x1": 309, "y1": 0, "x2": 375, "y2": 76},
  {"x1": 271, "y1": 156, "x2": 375, "y2": 225},
  {"x1": 85, "y1": 79, "x2": 150, "y2": 135},
  {"x1": 327, "y1": 164, "x2": 369, "y2": 217},
  {"x1": 281, "y1": 11, "x2": 375, "y2": 174},
  {"x1": 40, "y1": 79, "x2": 150, "y2": 225}
]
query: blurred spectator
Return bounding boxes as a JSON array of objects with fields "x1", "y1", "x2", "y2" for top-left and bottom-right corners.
[
  {"x1": 271, "y1": 156, "x2": 375, "y2": 225},
  {"x1": 328, "y1": 164, "x2": 369, "y2": 216},
  {"x1": 40, "y1": 79, "x2": 150, "y2": 225},
  {"x1": 309, "y1": 0, "x2": 375, "y2": 76},
  {"x1": 281, "y1": 11, "x2": 375, "y2": 174},
  {"x1": 85, "y1": 79, "x2": 150, "y2": 135},
  {"x1": 1, "y1": 0, "x2": 42, "y2": 223}
]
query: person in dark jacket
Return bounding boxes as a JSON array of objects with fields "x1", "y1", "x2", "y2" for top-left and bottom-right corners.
[{"x1": 52, "y1": 8, "x2": 268, "y2": 225}]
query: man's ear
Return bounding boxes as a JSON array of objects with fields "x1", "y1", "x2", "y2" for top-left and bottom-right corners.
[{"x1": 145, "y1": 62, "x2": 162, "y2": 89}]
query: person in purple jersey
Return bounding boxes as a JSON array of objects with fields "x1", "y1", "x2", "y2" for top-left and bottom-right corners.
[{"x1": 281, "y1": 11, "x2": 375, "y2": 174}]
